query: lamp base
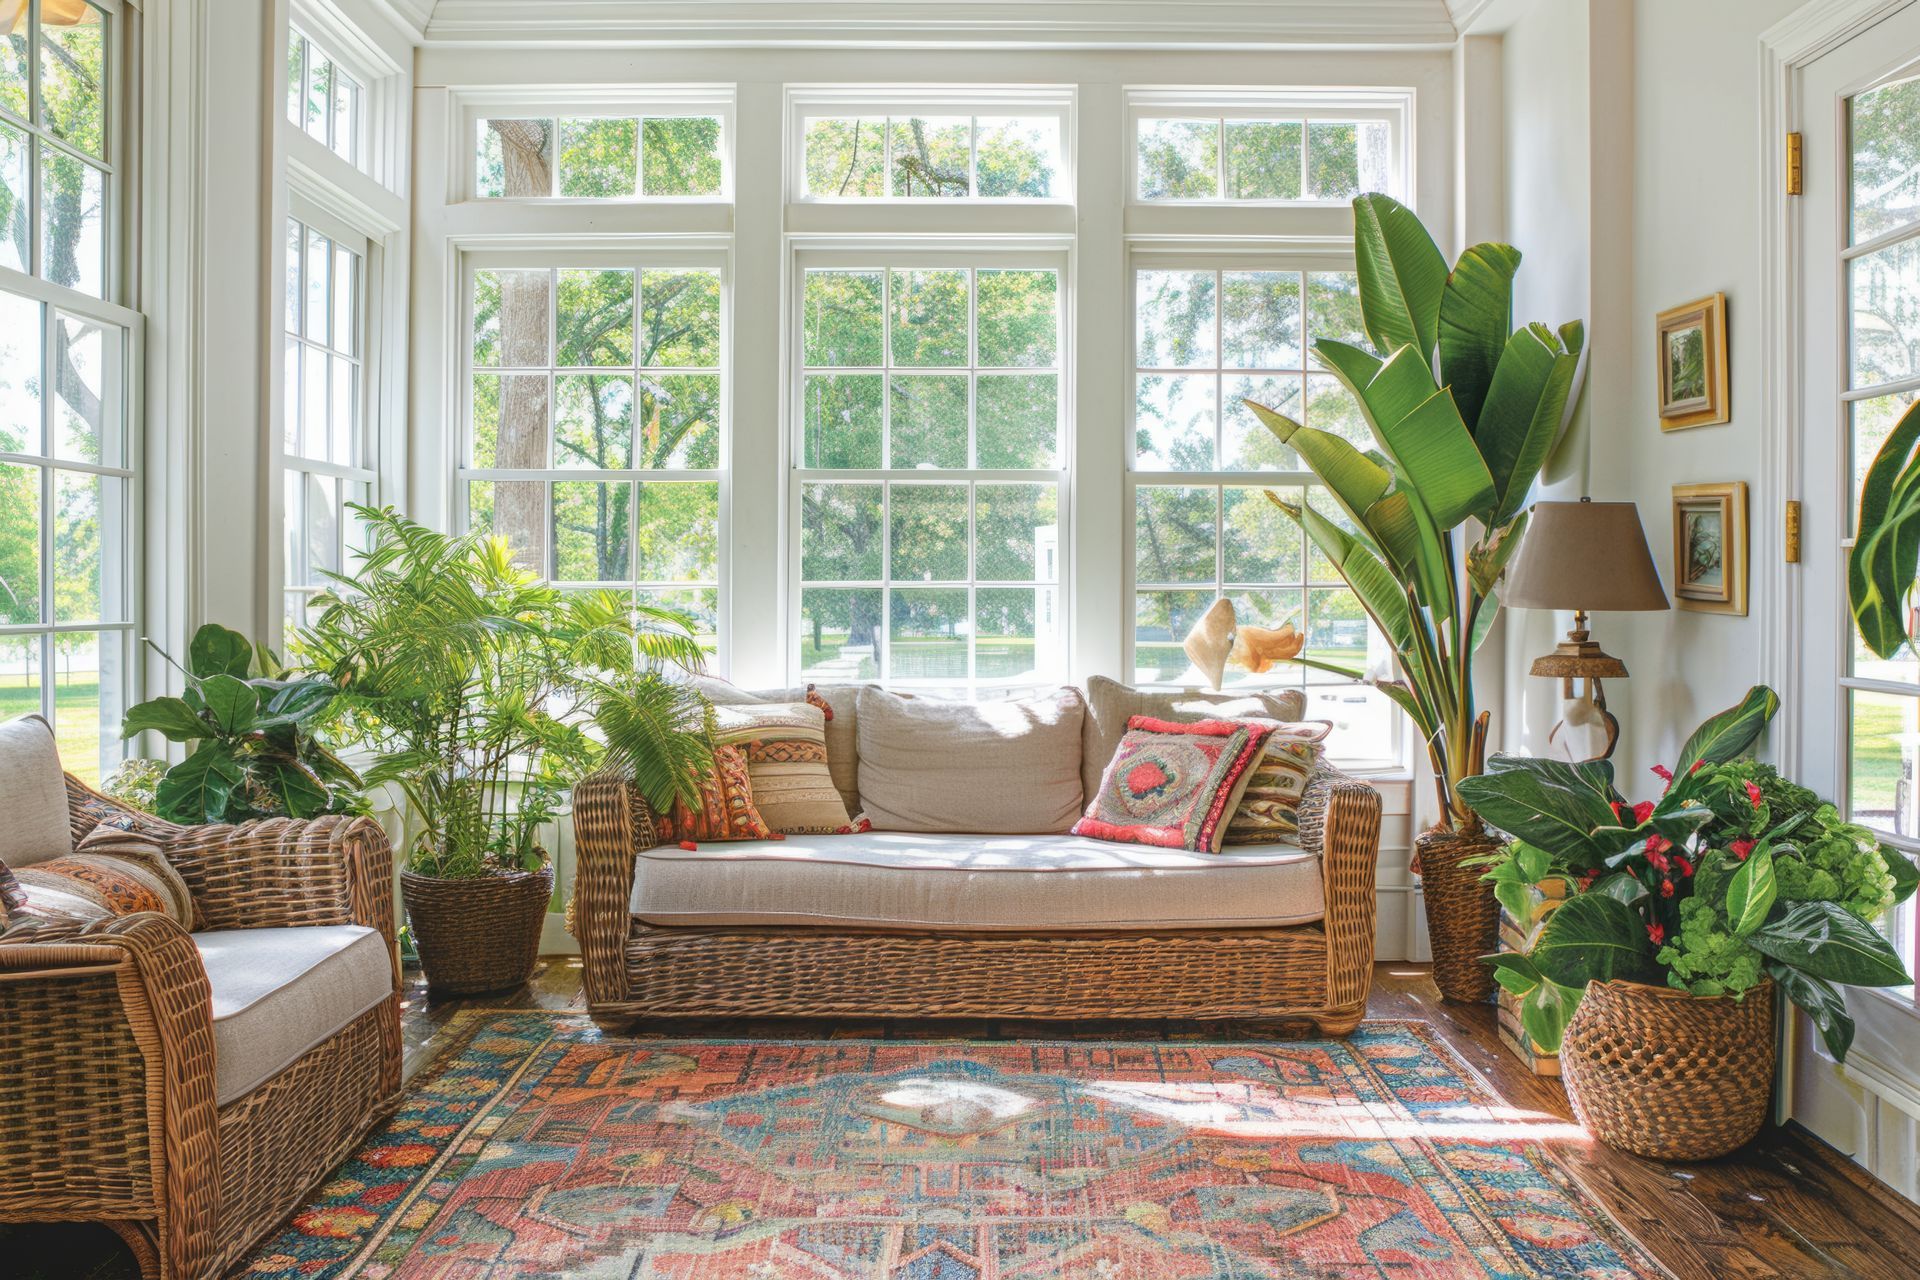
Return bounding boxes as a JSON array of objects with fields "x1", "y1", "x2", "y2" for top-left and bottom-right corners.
[{"x1": 1528, "y1": 627, "x2": 1629, "y2": 681}]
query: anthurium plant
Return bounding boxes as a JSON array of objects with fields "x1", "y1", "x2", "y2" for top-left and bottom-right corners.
[{"x1": 1457, "y1": 685, "x2": 1919, "y2": 1062}]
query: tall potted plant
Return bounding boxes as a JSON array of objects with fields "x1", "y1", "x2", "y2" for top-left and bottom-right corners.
[
  {"x1": 297, "y1": 507, "x2": 709, "y2": 995},
  {"x1": 1246, "y1": 192, "x2": 1585, "y2": 1000}
]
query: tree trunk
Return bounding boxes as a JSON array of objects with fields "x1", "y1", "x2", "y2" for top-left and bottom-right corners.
[{"x1": 488, "y1": 121, "x2": 553, "y2": 572}]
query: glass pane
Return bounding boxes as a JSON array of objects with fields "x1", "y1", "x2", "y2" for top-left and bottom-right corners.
[
  {"x1": 283, "y1": 335, "x2": 300, "y2": 452},
  {"x1": 0, "y1": 122, "x2": 27, "y2": 273},
  {"x1": 0, "y1": 289, "x2": 41, "y2": 454},
  {"x1": 804, "y1": 270, "x2": 883, "y2": 367},
  {"x1": 1306, "y1": 271, "x2": 1368, "y2": 364},
  {"x1": 50, "y1": 631, "x2": 112, "y2": 785},
  {"x1": 329, "y1": 353, "x2": 355, "y2": 465},
  {"x1": 1134, "y1": 590, "x2": 1214, "y2": 682},
  {"x1": 975, "y1": 269, "x2": 1057, "y2": 368},
  {"x1": 52, "y1": 469, "x2": 106, "y2": 622},
  {"x1": 800, "y1": 482, "x2": 882, "y2": 580},
  {"x1": 805, "y1": 117, "x2": 886, "y2": 197},
  {"x1": 331, "y1": 244, "x2": 358, "y2": 354},
  {"x1": 1135, "y1": 373, "x2": 1217, "y2": 470},
  {"x1": 890, "y1": 483, "x2": 968, "y2": 581},
  {"x1": 554, "y1": 373, "x2": 633, "y2": 469},
  {"x1": 283, "y1": 217, "x2": 302, "y2": 333},
  {"x1": 1358, "y1": 121, "x2": 1392, "y2": 193},
  {"x1": 1850, "y1": 234, "x2": 1920, "y2": 390},
  {"x1": 890, "y1": 588, "x2": 968, "y2": 680},
  {"x1": 800, "y1": 587, "x2": 881, "y2": 680},
  {"x1": 977, "y1": 585, "x2": 1059, "y2": 683},
  {"x1": 1136, "y1": 270, "x2": 1217, "y2": 368},
  {"x1": 640, "y1": 116, "x2": 723, "y2": 196},
  {"x1": 552, "y1": 480, "x2": 631, "y2": 582},
  {"x1": 1850, "y1": 688, "x2": 1920, "y2": 836},
  {"x1": 1224, "y1": 486, "x2": 1304, "y2": 583},
  {"x1": 974, "y1": 483, "x2": 1057, "y2": 581},
  {"x1": 975, "y1": 373, "x2": 1057, "y2": 469},
  {"x1": 637, "y1": 586, "x2": 718, "y2": 654},
  {"x1": 1137, "y1": 119, "x2": 1219, "y2": 199},
  {"x1": 1851, "y1": 75, "x2": 1920, "y2": 242},
  {"x1": 41, "y1": 3, "x2": 106, "y2": 158},
  {"x1": 304, "y1": 52, "x2": 329, "y2": 143},
  {"x1": 639, "y1": 269, "x2": 720, "y2": 367},
  {"x1": 474, "y1": 269, "x2": 550, "y2": 367},
  {"x1": 1307, "y1": 122, "x2": 1363, "y2": 200},
  {"x1": 304, "y1": 472, "x2": 341, "y2": 578},
  {"x1": 640, "y1": 374, "x2": 719, "y2": 469},
  {"x1": 468, "y1": 479, "x2": 547, "y2": 573},
  {"x1": 975, "y1": 117, "x2": 1061, "y2": 198},
  {"x1": 52, "y1": 314, "x2": 110, "y2": 464},
  {"x1": 1134, "y1": 485, "x2": 1217, "y2": 583},
  {"x1": 558, "y1": 116, "x2": 638, "y2": 198},
  {"x1": 1221, "y1": 271, "x2": 1302, "y2": 369},
  {"x1": 1306, "y1": 684, "x2": 1398, "y2": 759},
  {"x1": 889, "y1": 117, "x2": 970, "y2": 197},
  {"x1": 888, "y1": 373, "x2": 967, "y2": 469},
  {"x1": 476, "y1": 118, "x2": 554, "y2": 198},
  {"x1": 1853, "y1": 389, "x2": 1920, "y2": 521},
  {"x1": 285, "y1": 34, "x2": 303, "y2": 126},
  {"x1": 802, "y1": 373, "x2": 883, "y2": 468},
  {"x1": 890, "y1": 268, "x2": 969, "y2": 367},
  {"x1": 1222, "y1": 373, "x2": 1302, "y2": 470},
  {"x1": 0, "y1": 635, "x2": 42, "y2": 729},
  {"x1": 1305, "y1": 373, "x2": 1369, "y2": 448},
  {"x1": 304, "y1": 225, "x2": 330, "y2": 342},
  {"x1": 302, "y1": 342, "x2": 327, "y2": 465},
  {"x1": 0, "y1": 11, "x2": 27, "y2": 118},
  {"x1": 40, "y1": 147, "x2": 104, "y2": 297},
  {"x1": 283, "y1": 469, "x2": 302, "y2": 587},
  {"x1": 635, "y1": 480, "x2": 718, "y2": 582},
  {"x1": 1224, "y1": 121, "x2": 1302, "y2": 200},
  {"x1": 1308, "y1": 587, "x2": 1369, "y2": 669},
  {"x1": 332, "y1": 71, "x2": 360, "y2": 165},
  {"x1": 557, "y1": 268, "x2": 635, "y2": 367}
]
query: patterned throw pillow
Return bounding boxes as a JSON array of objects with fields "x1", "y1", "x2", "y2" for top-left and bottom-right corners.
[
  {"x1": 713, "y1": 702, "x2": 852, "y2": 835},
  {"x1": 1072, "y1": 715, "x2": 1273, "y2": 852},
  {"x1": 654, "y1": 744, "x2": 775, "y2": 844},
  {"x1": 1224, "y1": 722, "x2": 1333, "y2": 846},
  {"x1": 9, "y1": 819, "x2": 195, "y2": 926}
]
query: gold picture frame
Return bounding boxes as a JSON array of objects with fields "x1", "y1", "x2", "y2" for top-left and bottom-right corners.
[
  {"x1": 1671, "y1": 482, "x2": 1747, "y2": 615},
  {"x1": 1656, "y1": 292, "x2": 1730, "y2": 430}
]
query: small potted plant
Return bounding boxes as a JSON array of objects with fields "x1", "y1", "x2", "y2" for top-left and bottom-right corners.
[
  {"x1": 296, "y1": 507, "x2": 709, "y2": 995},
  {"x1": 1458, "y1": 686, "x2": 1918, "y2": 1160}
]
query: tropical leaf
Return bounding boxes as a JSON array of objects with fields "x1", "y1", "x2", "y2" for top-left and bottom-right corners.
[
  {"x1": 259, "y1": 758, "x2": 331, "y2": 818},
  {"x1": 1280, "y1": 496, "x2": 1416, "y2": 654},
  {"x1": 1746, "y1": 900, "x2": 1912, "y2": 987},
  {"x1": 154, "y1": 743, "x2": 245, "y2": 824},
  {"x1": 1674, "y1": 685, "x2": 1781, "y2": 776},
  {"x1": 1725, "y1": 846, "x2": 1778, "y2": 936},
  {"x1": 1477, "y1": 322, "x2": 1584, "y2": 527},
  {"x1": 1884, "y1": 844, "x2": 1920, "y2": 906},
  {"x1": 1530, "y1": 892, "x2": 1658, "y2": 989},
  {"x1": 188, "y1": 623, "x2": 254, "y2": 679},
  {"x1": 1467, "y1": 510, "x2": 1528, "y2": 598},
  {"x1": 1351, "y1": 192, "x2": 1448, "y2": 371},
  {"x1": 196, "y1": 675, "x2": 260, "y2": 735},
  {"x1": 1848, "y1": 396, "x2": 1920, "y2": 659},
  {"x1": 1520, "y1": 979, "x2": 1583, "y2": 1055},
  {"x1": 1455, "y1": 756, "x2": 1626, "y2": 863},
  {"x1": 1438, "y1": 242, "x2": 1522, "y2": 430},
  {"x1": 1767, "y1": 961, "x2": 1856, "y2": 1063},
  {"x1": 1243, "y1": 400, "x2": 1395, "y2": 542},
  {"x1": 257, "y1": 677, "x2": 337, "y2": 726},
  {"x1": 121, "y1": 696, "x2": 211, "y2": 743}
]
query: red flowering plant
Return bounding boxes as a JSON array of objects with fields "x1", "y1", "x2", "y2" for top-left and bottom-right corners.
[{"x1": 1457, "y1": 686, "x2": 1919, "y2": 1060}]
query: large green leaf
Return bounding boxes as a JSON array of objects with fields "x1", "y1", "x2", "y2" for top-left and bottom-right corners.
[
  {"x1": 1746, "y1": 900, "x2": 1912, "y2": 987},
  {"x1": 188, "y1": 623, "x2": 254, "y2": 679},
  {"x1": 1439, "y1": 242, "x2": 1522, "y2": 431},
  {"x1": 1767, "y1": 962, "x2": 1856, "y2": 1063},
  {"x1": 1283, "y1": 497, "x2": 1416, "y2": 655},
  {"x1": 259, "y1": 758, "x2": 331, "y2": 818},
  {"x1": 154, "y1": 743, "x2": 244, "y2": 824},
  {"x1": 197, "y1": 674, "x2": 259, "y2": 735},
  {"x1": 1476, "y1": 322, "x2": 1584, "y2": 527},
  {"x1": 1455, "y1": 755, "x2": 1625, "y2": 864},
  {"x1": 1467, "y1": 511, "x2": 1528, "y2": 598},
  {"x1": 1726, "y1": 846, "x2": 1778, "y2": 936},
  {"x1": 256, "y1": 677, "x2": 337, "y2": 726},
  {"x1": 1351, "y1": 193, "x2": 1448, "y2": 372},
  {"x1": 1243, "y1": 400, "x2": 1393, "y2": 538},
  {"x1": 1531, "y1": 892, "x2": 1658, "y2": 989},
  {"x1": 1673, "y1": 685, "x2": 1781, "y2": 776},
  {"x1": 1849, "y1": 396, "x2": 1920, "y2": 658},
  {"x1": 121, "y1": 696, "x2": 211, "y2": 743},
  {"x1": 1885, "y1": 844, "x2": 1920, "y2": 906},
  {"x1": 1520, "y1": 979, "x2": 1583, "y2": 1055}
]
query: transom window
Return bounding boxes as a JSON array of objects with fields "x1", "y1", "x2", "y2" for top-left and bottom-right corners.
[
  {"x1": 801, "y1": 115, "x2": 1063, "y2": 200},
  {"x1": 1129, "y1": 90, "x2": 1409, "y2": 205},
  {"x1": 285, "y1": 25, "x2": 362, "y2": 168},
  {"x1": 475, "y1": 114, "x2": 726, "y2": 199},
  {"x1": 1, "y1": 0, "x2": 113, "y2": 298}
]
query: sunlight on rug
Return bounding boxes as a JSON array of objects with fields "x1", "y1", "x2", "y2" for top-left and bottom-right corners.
[{"x1": 238, "y1": 1015, "x2": 1659, "y2": 1279}]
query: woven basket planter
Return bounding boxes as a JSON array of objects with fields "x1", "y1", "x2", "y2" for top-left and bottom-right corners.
[
  {"x1": 401, "y1": 866, "x2": 553, "y2": 996},
  {"x1": 1561, "y1": 978, "x2": 1776, "y2": 1161},
  {"x1": 1416, "y1": 825, "x2": 1503, "y2": 1003}
]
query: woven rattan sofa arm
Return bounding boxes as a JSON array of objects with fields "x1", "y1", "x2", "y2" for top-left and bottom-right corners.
[
  {"x1": 0, "y1": 911, "x2": 221, "y2": 1280},
  {"x1": 1298, "y1": 764, "x2": 1384, "y2": 1015},
  {"x1": 573, "y1": 768, "x2": 659, "y2": 1011}
]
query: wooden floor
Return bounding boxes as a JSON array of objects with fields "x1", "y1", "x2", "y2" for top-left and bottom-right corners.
[{"x1": 15, "y1": 959, "x2": 1920, "y2": 1279}]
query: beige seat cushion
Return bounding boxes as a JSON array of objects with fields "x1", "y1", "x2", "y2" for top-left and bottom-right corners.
[
  {"x1": 195, "y1": 925, "x2": 393, "y2": 1105},
  {"x1": 0, "y1": 715, "x2": 74, "y2": 869},
  {"x1": 630, "y1": 832, "x2": 1323, "y2": 931},
  {"x1": 1080, "y1": 676, "x2": 1309, "y2": 805}
]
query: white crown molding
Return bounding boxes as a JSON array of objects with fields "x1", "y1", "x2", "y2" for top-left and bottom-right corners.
[
  {"x1": 421, "y1": 0, "x2": 1460, "y2": 48},
  {"x1": 369, "y1": 0, "x2": 435, "y2": 41}
]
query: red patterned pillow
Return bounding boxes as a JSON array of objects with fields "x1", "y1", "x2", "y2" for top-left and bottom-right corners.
[
  {"x1": 654, "y1": 743, "x2": 776, "y2": 844},
  {"x1": 1072, "y1": 715, "x2": 1273, "y2": 852}
]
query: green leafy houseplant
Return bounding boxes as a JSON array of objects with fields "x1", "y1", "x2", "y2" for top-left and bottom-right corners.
[
  {"x1": 1245, "y1": 192, "x2": 1585, "y2": 998},
  {"x1": 117, "y1": 623, "x2": 361, "y2": 824},
  {"x1": 1849, "y1": 397, "x2": 1920, "y2": 656},
  {"x1": 1458, "y1": 685, "x2": 1919, "y2": 1062}
]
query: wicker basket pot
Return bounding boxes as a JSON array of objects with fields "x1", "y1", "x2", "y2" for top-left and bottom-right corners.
[
  {"x1": 1416, "y1": 825, "x2": 1503, "y2": 1003},
  {"x1": 1561, "y1": 978, "x2": 1776, "y2": 1161},
  {"x1": 401, "y1": 866, "x2": 553, "y2": 996}
]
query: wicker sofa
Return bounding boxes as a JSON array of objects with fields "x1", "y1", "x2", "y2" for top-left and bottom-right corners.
[
  {"x1": 0, "y1": 718, "x2": 401, "y2": 1280},
  {"x1": 574, "y1": 681, "x2": 1384, "y2": 1034}
]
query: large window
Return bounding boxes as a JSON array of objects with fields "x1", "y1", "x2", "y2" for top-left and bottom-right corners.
[{"x1": 1, "y1": 0, "x2": 135, "y2": 782}]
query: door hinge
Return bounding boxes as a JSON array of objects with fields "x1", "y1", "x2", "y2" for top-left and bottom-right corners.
[
  {"x1": 1787, "y1": 132, "x2": 1803, "y2": 196},
  {"x1": 1785, "y1": 499, "x2": 1802, "y2": 563}
]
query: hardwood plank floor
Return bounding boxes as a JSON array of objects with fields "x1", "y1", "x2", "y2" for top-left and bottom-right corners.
[{"x1": 14, "y1": 959, "x2": 1920, "y2": 1278}]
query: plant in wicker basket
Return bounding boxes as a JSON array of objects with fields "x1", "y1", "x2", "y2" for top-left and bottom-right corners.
[
  {"x1": 1458, "y1": 685, "x2": 1920, "y2": 1159},
  {"x1": 1243, "y1": 193, "x2": 1585, "y2": 1001}
]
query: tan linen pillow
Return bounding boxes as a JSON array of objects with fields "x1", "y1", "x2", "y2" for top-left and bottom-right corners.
[
  {"x1": 1224, "y1": 721, "x2": 1334, "y2": 846},
  {"x1": 1079, "y1": 675, "x2": 1309, "y2": 804},
  {"x1": 855, "y1": 686, "x2": 1087, "y2": 834},
  {"x1": 712, "y1": 702, "x2": 853, "y2": 835},
  {"x1": 693, "y1": 676, "x2": 864, "y2": 815},
  {"x1": 0, "y1": 714, "x2": 74, "y2": 869}
]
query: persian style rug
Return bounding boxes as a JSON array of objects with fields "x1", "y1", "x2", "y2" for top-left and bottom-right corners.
[{"x1": 239, "y1": 1015, "x2": 1666, "y2": 1279}]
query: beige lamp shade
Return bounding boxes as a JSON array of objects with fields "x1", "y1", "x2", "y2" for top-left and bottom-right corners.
[{"x1": 1505, "y1": 499, "x2": 1670, "y2": 613}]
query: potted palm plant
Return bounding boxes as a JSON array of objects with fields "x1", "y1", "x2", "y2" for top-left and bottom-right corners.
[
  {"x1": 297, "y1": 506, "x2": 709, "y2": 995},
  {"x1": 1245, "y1": 192, "x2": 1585, "y2": 1000}
]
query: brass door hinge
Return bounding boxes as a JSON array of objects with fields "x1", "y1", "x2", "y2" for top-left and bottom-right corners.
[
  {"x1": 1785, "y1": 499, "x2": 1802, "y2": 562},
  {"x1": 1787, "y1": 132, "x2": 1803, "y2": 196}
]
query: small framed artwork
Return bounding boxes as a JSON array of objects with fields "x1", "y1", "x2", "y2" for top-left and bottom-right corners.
[
  {"x1": 1671, "y1": 482, "x2": 1748, "y2": 615},
  {"x1": 1656, "y1": 293, "x2": 1730, "y2": 430}
]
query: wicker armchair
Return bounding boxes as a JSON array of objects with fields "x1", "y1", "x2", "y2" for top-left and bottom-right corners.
[
  {"x1": 0, "y1": 775, "x2": 402, "y2": 1280},
  {"x1": 573, "y1": 765, "x2": 1383, "y2": 1034}
]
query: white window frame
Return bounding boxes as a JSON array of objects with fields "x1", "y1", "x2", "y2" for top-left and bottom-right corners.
[
  {"x1": 457, "y1": 89, "x2": 736, "y2": 205},
  {"x1": 286, "y1": 22, "x2": 368, "y2": 171}
]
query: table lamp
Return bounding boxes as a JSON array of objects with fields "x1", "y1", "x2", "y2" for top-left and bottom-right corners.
[{"x1": 1504, "y1": 498, "x2": 1670, "y2": 759}]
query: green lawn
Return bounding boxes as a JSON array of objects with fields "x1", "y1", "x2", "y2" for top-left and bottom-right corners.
[
  {"x1": 1, "y1": 672, "x2": 106, "y2": 783},
  {"x1": 1852, "y1": 695, "x2": 1909, "y2": 817}
]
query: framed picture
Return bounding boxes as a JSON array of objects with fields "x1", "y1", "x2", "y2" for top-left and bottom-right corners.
[
  {"x1": 1656, "y1": 293, "x2": 1730, "y2": 430},
  {"x1": 1671, "y1": 482, "x2": 1748, "y2": 615}
]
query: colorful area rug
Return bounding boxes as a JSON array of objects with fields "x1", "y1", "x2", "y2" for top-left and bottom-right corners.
[{"x1": 239, "y1": 1015, "x2": 1664, "y2": 1279}]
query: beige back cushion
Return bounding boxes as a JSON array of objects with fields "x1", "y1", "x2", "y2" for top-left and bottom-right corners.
[
  {"x1": 1079, "y1": 675, "x2": 1309, "y2": 805},
  {"x1": 855, "y1": 686, "x2": 1087, "y2": 834},
  {"x1": 0, "y1": 715, "x2": 73, "y2": 868}
]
